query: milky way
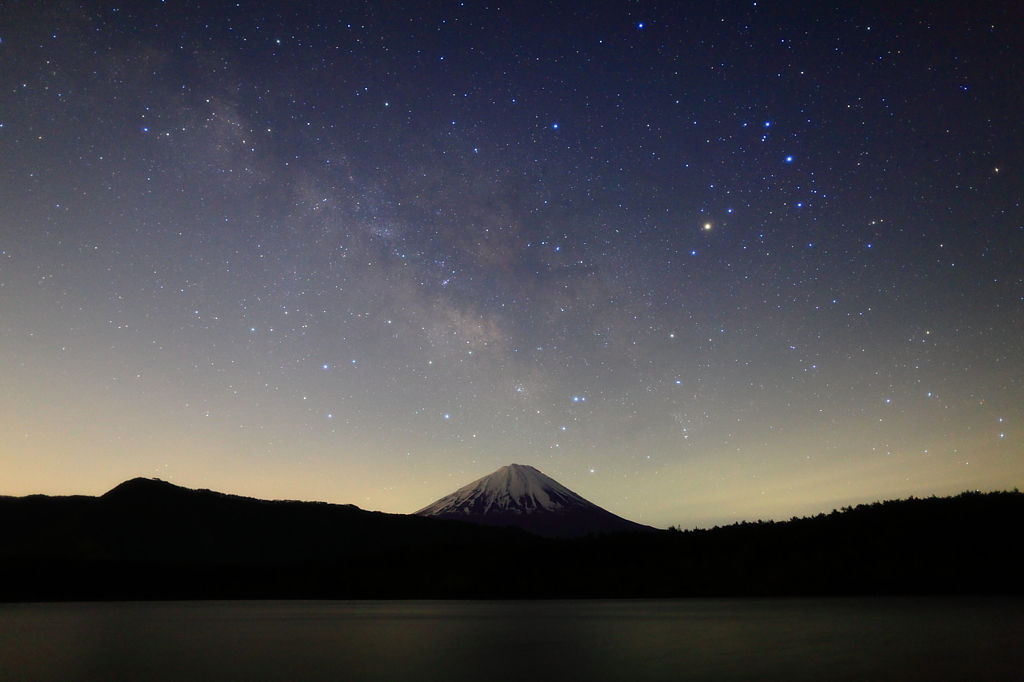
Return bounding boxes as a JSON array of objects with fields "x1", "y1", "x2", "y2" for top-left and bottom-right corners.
[{"x1": 1, "y1": 1, "x2": 1021, "y2": 527}]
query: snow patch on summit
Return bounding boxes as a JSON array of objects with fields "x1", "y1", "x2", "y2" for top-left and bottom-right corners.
[{"x1": 415, "y1": 463, "x2": 594, "y2": 516}]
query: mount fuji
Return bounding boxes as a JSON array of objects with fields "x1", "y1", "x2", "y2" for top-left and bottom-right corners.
[{"x1": 415, "y1": 464, "x2": 656, "y2": 538}]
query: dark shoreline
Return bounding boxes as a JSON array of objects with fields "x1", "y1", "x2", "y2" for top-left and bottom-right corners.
[{"x1": 3, "y1": 485, "x2": 1022, "y2": 602}]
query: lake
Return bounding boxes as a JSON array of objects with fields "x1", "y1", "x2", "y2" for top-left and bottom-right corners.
[{"x1": 1, "y1": 598, "x2": 1021, "y2": 681}]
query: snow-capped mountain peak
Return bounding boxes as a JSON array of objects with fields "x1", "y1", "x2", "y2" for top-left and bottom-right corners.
[
  {"x1": 416, "y1": 464, "x2": 591, "y2": 516},
  {"x1": 415, "y1": 463, "x2": 655, "y2": 537}
]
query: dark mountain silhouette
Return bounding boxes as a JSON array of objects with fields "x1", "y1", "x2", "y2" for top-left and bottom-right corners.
[
  {"x1": 0, "y1": 477, "x2": 529, "y2": 565},
  {"x1": 2, "y1": 481, "x2": 1022, "y2": 601},
  {"x1": 415, "y1": 464, "x2": 655, "y2": 537}
]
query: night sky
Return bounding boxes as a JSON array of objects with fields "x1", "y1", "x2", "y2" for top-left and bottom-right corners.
[{"x1": 2, "y1": 0, "x2": 1021, "y2": 528}]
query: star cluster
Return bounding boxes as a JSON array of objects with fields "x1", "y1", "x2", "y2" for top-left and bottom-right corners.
[{"x1": 1, "y1": 1, "x2": 1021, "y2": 527}]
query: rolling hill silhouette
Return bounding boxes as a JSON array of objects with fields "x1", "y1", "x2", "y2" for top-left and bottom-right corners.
[
  {"x1": 2, "y1": 477, "x2": 526, "y2": 564},
  {"x1": 2, "y1": 480, "x2": 1022, "y2": 601}
]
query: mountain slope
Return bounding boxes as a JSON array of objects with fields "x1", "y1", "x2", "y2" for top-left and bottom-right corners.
[
  {"x1": 0, "y1": 477, "x2": 529, "y2": 565},
  {"x1": 415, "y1": 464, "x2": 656, "y2": 537},
  {"x1": 2, "y1": 484, "x2": 1023, "y2": 601}
]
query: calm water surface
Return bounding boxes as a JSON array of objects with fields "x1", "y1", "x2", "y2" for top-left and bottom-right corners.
[{"x1": 1, "y1": 598, "x2": 1021, "y2": 681}]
